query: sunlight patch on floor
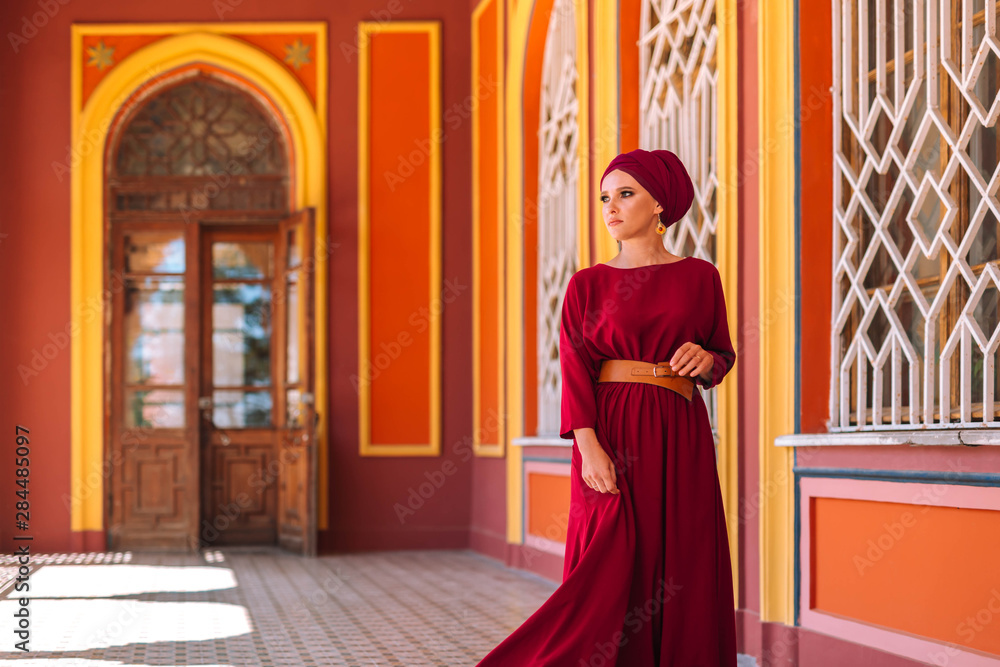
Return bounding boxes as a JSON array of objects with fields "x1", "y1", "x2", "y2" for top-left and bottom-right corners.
[
  {"x1": 0, "y1": 599, "x2": 251, "y2": 651},
  {"x1": 17, "y1": 565, "x2": 237, "y2": 598},
  {"x1": 0, "y1": 662, "x2": 233, "y2": 667}
]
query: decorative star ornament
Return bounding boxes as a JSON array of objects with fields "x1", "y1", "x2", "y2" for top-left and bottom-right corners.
[
  {"x1": 284, "y1": 38, "x2": 312, "y2": 70},
  {"x1": 86, "y1": 40, "x2": 116, "y2": 70}
]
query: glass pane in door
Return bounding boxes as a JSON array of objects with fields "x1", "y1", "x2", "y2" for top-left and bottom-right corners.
[
  {"x1": 124, "y1": 231, "x2": 186, "y2": 273},
  {"x1": 123, "y1": 278, "x2": 185, "y2": 385},
  {"x1": 286, "y1": 274, "x2": 299, "y2": 384},
  {"x1": 212, "y1": 242, "x2": 274, "y2": 279},
  {"x1": 212, "y1": 283, "x2": 272, "y2": 386},
  {"x1": 210, "y1": 241, "x2": 274, "y2": 428},
  {"x1": 285, "y1": 261, "x2": 303, "y2": 427},
  {"x1": 124, "y1": 389, "x2": 185, "y2": 428},
  {"x1": 122, "y1": 274, "x2": 185, "y2": 429},
  {"x1": 212, "y1": 389, "x2": 273, "y2": 427}
]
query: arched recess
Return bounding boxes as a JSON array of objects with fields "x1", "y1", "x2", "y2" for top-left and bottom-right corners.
[
  {"x1": 505, "y1": 0, "x2": 589, "y2": 544},
  {"x1": 536, "y1": 0, "x2": 583, "y2": 437},
  {"x1": 592, "y1": 0, "x2": 741, "y2": 597},
  {"x1": 70, "y1": 27, "x2": 328, "y2": 539}
]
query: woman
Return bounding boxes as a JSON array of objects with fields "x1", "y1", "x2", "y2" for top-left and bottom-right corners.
[{"x1": 476, "y1": 148, "x2": 737, "y2": 666}]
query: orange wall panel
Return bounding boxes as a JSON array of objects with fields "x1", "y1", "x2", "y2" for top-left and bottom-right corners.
[
  {"x1": 368, "y1": 31, "x2": 434, "y2": 446},
  {"x1": 80, "y1": 34, "x2": 164, "y2": 108},
  {"x1": 231, "y1": 33, "x2": 318, "y2": 104},
  {"x1": 527, "y1": 472, "x2": 570, "y2": 543},
  {"x1": 812, "y1": 497, "x2": 1000, "y2": 656},
  {"x1": 475, "y1": 0, "x2": 502, "y2": 445}
]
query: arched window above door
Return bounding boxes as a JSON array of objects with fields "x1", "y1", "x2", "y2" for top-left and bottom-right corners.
[
  {"x1": 110, "y1": 75, "x2": 290, "y2": 215},
  {"x1": 117, "y1": 76, "x2": 286, "y2": 177}
]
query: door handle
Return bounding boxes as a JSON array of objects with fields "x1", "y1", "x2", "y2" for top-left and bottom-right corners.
[{"x1": 198, "y1": 396, "x2": 231, "y2": 446}]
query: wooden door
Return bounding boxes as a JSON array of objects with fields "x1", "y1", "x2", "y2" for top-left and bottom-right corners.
[
  {"x1": 108, "y1": 224, "x2": 201, "y2": 550},
  {"x1": 274, "y1": 209, "x2": 317, "y2": 555},
  {"x1": 108, "y1": 214, "x2": 315, "y2": 552},
  {"x1": 199, "y1": 227, "x2": 280, "y2": 546}
]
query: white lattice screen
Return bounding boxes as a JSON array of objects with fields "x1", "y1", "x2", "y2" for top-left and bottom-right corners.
[
  {"x1": 833, "y1": 1, "x2": 1000, "y2": 430},
  {"x1": 538, "y1": 0, "x2": 580, "y2": 437},
  {"x1": 639, "y1": 0, "x2": 718, "y2": 262},
  {"x1": 639, "y1": 0, "x2": 722, "y2": 440}
]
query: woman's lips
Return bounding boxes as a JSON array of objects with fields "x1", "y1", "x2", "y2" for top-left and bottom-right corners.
[{"x1": 609, "y1": 219, "x2": 622, "y2": 226}]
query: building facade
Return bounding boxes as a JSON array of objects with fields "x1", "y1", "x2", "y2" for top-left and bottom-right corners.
[{"x1": 0, "y1": 0, "x2": 998, "y2": 664}]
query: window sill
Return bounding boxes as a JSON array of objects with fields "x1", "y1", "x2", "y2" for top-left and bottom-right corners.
[
  {"x1": 511, "y1": 436, "x2": 572, "y2": 447},
  {"x1": 775, "y1": 429, "x2": 1000, "y2": 447}
]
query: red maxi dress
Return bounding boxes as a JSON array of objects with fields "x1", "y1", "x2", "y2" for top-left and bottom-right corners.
[{"x1": 476, "y1": 257, "x2": 737, "y2": 666}]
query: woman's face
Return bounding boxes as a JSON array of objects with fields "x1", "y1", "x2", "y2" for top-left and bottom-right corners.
[{"x1": 599, "y1": 169, "x2": 663, "y2": 242}]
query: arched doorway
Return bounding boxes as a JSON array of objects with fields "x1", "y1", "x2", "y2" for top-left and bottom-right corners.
[{"x1": 105, "y1": 71, "x2": 316, "y2": 554}]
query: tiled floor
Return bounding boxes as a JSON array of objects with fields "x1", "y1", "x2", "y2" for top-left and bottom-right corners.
[{"x1": 0, "y1": 548, "x2": 756, "y2": 666}]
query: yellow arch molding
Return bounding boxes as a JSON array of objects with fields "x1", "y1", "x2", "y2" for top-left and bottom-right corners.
[
  {"x1": 504, "y1": 0, "x2": 590, "y2": 543},
  {"x1": 504, "y1": 2, "x2": 590, "y2": 544},
  {"x1": 591, "y1": 0, "x2": 741, "y2": 600},
  {"x1": 575, "y1": 0, "x2": 591, "y2": 269},
  {"x1": 70, "y1": 25, "x2": 329, "y2": 533},
  {"x1": 715, "y1": 0, "x2": 741, "y2": 611},
  {"x1": 504, "y1": 0, "x2": 530, "y2": 545},
  {"x1": 471, "y1": 0, "x2": 506, "y2": 458},
  {"x1": 504, "y1": 0, "x2": 532, "y2": 545},
  {"x1": 758, "y1": 0, "x2": 796, "y2": 624},
  {"x1": 592, "y1": 0, "x2": 619, "y2": 265}
]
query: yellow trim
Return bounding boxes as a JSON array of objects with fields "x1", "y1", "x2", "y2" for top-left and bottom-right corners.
[
  {"x1": 716, "y1": 0, "x2": 741, "y2": 607},
  {"x1": 472, "y1": 0, "x2": 506, "y2": 458},
  {"x1": 70, "y1": 24, "x2": 329, "y2": 532},
  {"x1": 357, "y1": 21, "x2": 442, "y2": 457},
  {"x1": 70, "y1": 22, "x2": 328, "y2": 36},
  {"x1": 504, "y1": 0, "x2": 531, "y2": 543},
  {"x1": 592, "y1": 0, "x2": 619, "y2": 265},
  {"x1": 575, "y1": 0, "x2": 591, "y2": 270},
  {"x1": 758, "y1": 0, "x2": 796, "y2": 624}
]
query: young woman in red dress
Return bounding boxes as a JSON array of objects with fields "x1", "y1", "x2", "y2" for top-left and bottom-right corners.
[{"x1": 476, "y1": 148, "x2": 738, "y2": 666}]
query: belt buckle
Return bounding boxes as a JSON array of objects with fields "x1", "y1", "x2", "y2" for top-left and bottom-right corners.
[{"x1": 652, "y1": 364, "x2": 661, "y2": 378}]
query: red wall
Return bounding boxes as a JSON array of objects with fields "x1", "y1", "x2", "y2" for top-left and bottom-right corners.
[
  {"x1": 0, "y1": 0, "x2": 476, "y2": 554},
  {"x1": 469, "y1": 0, "x2": 510, "y2": 562}
]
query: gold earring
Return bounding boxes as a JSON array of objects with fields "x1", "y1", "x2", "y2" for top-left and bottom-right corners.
[{"x1": 656, "y1": 213, "x2": 666, "y2": 235}]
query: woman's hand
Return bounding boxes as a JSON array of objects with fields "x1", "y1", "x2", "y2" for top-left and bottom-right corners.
[
  {"x1": 578, "y1": 440, "x2": 620, "y2": 495},
  {"x1": 670, "y1": 342, "x2": 713, "y2": 383}
]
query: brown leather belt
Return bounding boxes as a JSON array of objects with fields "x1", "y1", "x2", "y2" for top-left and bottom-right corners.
[{"x1": 597, "y1": 359, "x2": 695, "y2": 401}]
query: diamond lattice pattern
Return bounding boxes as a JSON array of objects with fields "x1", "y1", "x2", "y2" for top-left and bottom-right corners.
[
  {"x1": 833, "y1": 1, "x2": 1000, "y2": 429},
  {"x1": 639, "y1": 0, "x2": 722, "y2": 442}
]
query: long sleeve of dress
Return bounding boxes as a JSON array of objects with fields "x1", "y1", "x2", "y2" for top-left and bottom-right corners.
[
  {"x1": 559, "y1": 273, "x2": 601, "y2": 440},
  {"x1": 696, "y1": 265, "x2": 736, "y2": 390}
]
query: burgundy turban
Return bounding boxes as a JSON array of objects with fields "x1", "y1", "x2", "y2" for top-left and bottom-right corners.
[{"x1": 600, "y1": 148, "x2": 694, "y2": 227}]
